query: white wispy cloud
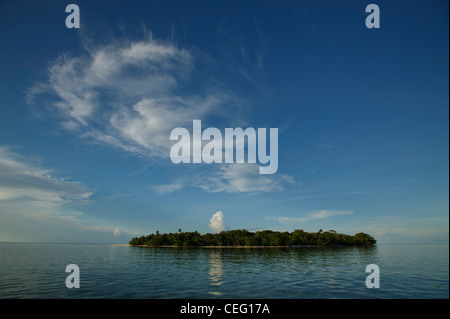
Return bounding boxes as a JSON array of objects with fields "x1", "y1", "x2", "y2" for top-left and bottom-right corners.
[
  {"x1": 28, "y1": 33, "x2": 225, "y2": 159},
  {"x1": 153, "y1": 183, "x2": 183, "y2": 195},
  {"x1": 270, "y1": 210, "x2": 353, "y2": 225},
  {"x1": 0, "y1": 146, "x2": 134, "y2": 240},
  {"x1": 0, "y1": 146, "x2": 92, "y2": 205},
  {"x1": 197, "y1": 164, "x2": 295, "y2": 193},
  {"x1": 28, "y1": 31, "x2": 294, "y2": 194}
]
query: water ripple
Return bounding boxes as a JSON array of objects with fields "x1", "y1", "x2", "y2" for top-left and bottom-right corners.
[{"x1": 0, "y1": 243, "x2": 448, "y2": 299}]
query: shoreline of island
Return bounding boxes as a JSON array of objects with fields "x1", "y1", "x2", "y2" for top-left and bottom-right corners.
[
  {"x1": 130, "y1": 244, "x2": 367, "y2": 248},
  {"x1": 128, "y1": 229, "x2": 377, "y2": 247},
  {"x1": 109, "y1": 244, "x2": 375, "y2": 248}
]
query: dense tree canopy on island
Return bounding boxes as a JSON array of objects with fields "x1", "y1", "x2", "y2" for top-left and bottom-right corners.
[{"x1": 129, "y1": 229, "x2": 376, "y2": 246}]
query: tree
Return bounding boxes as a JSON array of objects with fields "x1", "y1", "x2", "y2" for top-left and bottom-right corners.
[{"x1": 129, "y1": 229, "x2": 376, "y2": 247}]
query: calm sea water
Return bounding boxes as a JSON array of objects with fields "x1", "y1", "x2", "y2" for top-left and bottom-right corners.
[{"x1": 0, "y1": 243, "x2": 448, "y2": 299}]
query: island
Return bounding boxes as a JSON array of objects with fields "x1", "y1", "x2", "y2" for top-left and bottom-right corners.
[{"x1": 129, "y1": 229, "x2": 376, "y2": 247}]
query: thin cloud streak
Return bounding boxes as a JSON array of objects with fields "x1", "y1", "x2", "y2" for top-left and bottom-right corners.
[
  {"x1": 0, "y1": 146, "x2": 136, "y2": 240},
  {"x1": 0, "y1": 146, "x2": 93, "y2": 205},
  {"x1": 270, "y1": 210, "x2": 354, "y2": 225},
  {"x1": 197, "y1": 164, "x2": 295, "y2": 193}
]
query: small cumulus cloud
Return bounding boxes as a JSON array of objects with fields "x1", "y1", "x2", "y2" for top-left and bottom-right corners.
[
  {"x1": 209, "y1": 211, "x2": 225, "y2": 233},
  {"x1": 113, "y1": 227, "x2": 120, "y2": 237}
]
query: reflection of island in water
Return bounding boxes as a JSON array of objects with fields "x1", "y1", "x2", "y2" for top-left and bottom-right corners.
[
  {"x1": 208, "y1": 250, "x2": 224, "y2": 296},
  {"x1": 202, "y1": 245, "x2": 379, "y2": 298},
  {"x1": 129, "y1": 229, "x2": 377, "y2": 247}
]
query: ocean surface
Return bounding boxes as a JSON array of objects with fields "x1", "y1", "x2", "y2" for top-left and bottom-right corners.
[{"x1": 0, "y1": 243, "x2": 448, "y2": 299}]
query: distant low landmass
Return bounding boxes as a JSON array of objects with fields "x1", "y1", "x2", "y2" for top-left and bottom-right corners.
[{"x1": 129, "y1": 229, "x2": 376, "y2": 247}]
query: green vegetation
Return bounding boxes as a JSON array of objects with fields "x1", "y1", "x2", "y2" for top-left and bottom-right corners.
[{"x1": 129, "y1": 229, "x2": 376, "y2": 247}]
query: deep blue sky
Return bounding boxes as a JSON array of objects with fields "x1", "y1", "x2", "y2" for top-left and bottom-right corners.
[{"x1": 0, "y1": 0, "x2": 448, "y2": 243}]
